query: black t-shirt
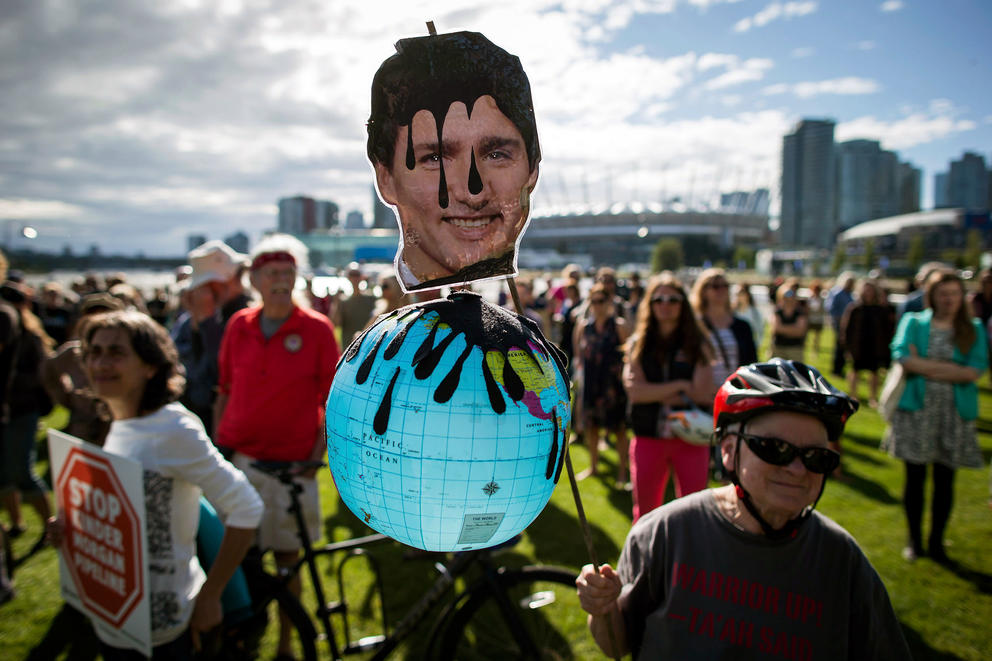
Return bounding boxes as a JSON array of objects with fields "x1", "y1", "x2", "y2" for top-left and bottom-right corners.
[
  {"x1": 617, "y1": 490, "x2": 911, "y2": 660},
  {"x1": 629, "y1": 341, "x2": 696, "y2": 437}
]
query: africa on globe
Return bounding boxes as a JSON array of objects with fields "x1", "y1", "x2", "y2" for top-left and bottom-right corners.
[{"x1": 325, "y1": 291, "x2": 571, "y2": 551}]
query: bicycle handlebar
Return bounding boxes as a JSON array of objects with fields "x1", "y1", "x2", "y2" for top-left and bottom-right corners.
[{"x1": 250, "y1": 460, "x2": 326, "y2": 483}]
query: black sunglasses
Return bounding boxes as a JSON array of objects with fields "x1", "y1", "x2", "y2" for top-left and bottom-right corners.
[
  {"x1": 651, "y1": 294, "x2": 683, "y2": 304},
  {"x1": 738, "y1": 432, "x2": 839, "y2": 474}
]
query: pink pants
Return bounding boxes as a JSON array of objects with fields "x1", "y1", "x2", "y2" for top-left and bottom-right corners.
[{"x1": 630, "y1": 436, "x2": 710, "y2": 522}]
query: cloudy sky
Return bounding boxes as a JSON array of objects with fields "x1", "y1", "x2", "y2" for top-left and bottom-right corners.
[{"x1": 2, "y1": 0, "x2": 990, "y2": 256}]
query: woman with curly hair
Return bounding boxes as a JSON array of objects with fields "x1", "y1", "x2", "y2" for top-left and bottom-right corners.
[
  {"x1": 624, "y1": 273, "x2": 714, "y2": 521},
  {"x1": 50, "y1": 310, "x2": 262, "y2": 658}
]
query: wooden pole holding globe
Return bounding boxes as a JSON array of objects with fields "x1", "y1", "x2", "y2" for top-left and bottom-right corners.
[{"x1": 505, "y1": 277, "x2": 621, "y2": 661}]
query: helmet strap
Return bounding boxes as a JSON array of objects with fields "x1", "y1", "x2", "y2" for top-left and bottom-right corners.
[{"x1": 727, "y1": 426, "x2": 825, "y2": 540}]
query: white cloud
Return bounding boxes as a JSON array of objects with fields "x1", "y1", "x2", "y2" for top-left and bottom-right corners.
[
  {"x1": 534, "y1": 110, "x2": 789, "y2": 211},
  {"x1": 0, "y1": 198, "x2": 87, "y2": 220},
  {"x1": 704, "y1": 58, "x2": 774, "y2": 90},
  {"x1": 689, "y1": 0, "x2": 745, "y2": 6},
  {"x1": 763, "y1": 77, "x2": 879, "y2": 97},
  {"x1": 698, "y1": 53, "x2": 738, "y2": 71},
  {"x1": 928, "y1": 98, "x2": 954, "y2": 114},
  {"x1": 837, "y1": 112, "x2": 976, "y2": 150},
  {"x1": 880, "y1": 0, "x2": 904, "y2": 12},
  {"x1": 794, "y1": 77, "x2": 879, "y2": 97},
  {"x1": 733, "y1": 1, "x2": 818, "y2": 32}
]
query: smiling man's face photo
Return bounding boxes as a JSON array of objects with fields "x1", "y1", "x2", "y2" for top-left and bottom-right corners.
[{"x1": 367, "y1": 31, "x2": 541, "y2": 292}]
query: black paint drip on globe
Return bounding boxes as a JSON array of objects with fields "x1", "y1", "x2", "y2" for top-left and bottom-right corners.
[{"x1": 342, "y1": 291, "x2": 569, "y2": 483}]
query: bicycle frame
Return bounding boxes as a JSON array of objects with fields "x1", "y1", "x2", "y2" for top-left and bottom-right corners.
[{"x1": 257, "y1": 463, "x2": 555, "y2": 660}]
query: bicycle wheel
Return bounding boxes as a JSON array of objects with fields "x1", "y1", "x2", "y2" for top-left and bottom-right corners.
[
  {"x1": 438, "y1": 566, "x2": 590, "y2": 661},
  {"x1": 237, "y1": 572, "x2": 319, "y2": 661}
]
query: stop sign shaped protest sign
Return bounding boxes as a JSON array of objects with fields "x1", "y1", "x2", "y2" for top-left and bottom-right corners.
[{"x1": 56, "y1": 446, "x2": 144, "y2": 628}]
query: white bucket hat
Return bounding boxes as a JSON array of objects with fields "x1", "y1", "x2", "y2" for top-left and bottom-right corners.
[{"x1": 187, "y1": 240, "x2": 248, "y2": 290}]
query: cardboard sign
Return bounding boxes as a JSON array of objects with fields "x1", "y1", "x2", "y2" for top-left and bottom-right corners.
[
  {"x1": 367, "y1": 30, "x2": 541, "y2": 293},
  {"x1": 49, "y1": 429, "x2": 151, "y2": 657}
]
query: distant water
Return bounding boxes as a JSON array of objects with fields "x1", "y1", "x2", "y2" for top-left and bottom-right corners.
[
  {"x1": 20, "y1": 268, "x2": 508, "y2": 302},
  {"x1": 23, "y1": 269, "x2": 182, "y2": 296}
]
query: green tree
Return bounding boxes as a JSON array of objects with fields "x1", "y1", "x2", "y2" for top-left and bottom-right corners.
[
  {"x1": 963, "y1": 229, "x2": 983, "y2": 269},
  {"x1": 863, "y1": 239, "x2": 875, "y2": 270},
  {"x1": 831, "y1": 245, "x2": 845, "y2": 273},
  {"x1": 906, "y1": 234, "x2": 925, "y2": 271},
  {"x1": 732, "y1": 245, "x2": 756, "y2": 269},
  {"x1": 651, "y1": 238, "x2": 684, "y2": 272},
  {"x1": 939, "y1": 248, "x2": 963, "y2": 268}
]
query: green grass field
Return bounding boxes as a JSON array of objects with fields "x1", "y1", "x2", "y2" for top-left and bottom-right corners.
[{"x1": 2, "y1": 327, "x2": 990, "y2": 659}]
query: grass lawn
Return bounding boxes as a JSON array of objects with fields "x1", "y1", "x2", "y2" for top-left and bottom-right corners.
[{"x1": 1, "y1": 327, "x2": 990, "y2": 659}]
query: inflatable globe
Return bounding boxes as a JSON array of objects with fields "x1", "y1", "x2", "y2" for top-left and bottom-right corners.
[{"x1": 326, "y1": 291, "x2": 571, "y2": 551}]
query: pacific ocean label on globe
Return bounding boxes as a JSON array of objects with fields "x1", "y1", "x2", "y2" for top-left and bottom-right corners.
[{"x1": 457, "y1": 512, "x2": 505, "y2": 545}]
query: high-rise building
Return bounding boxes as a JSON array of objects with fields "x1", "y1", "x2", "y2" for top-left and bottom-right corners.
[
  {"x1": 278, "y1": 196, "x2": 315, "y2": 234},
  {"x1": 835, "y1": 139, "x2": 899, "y2": 230},
  {"x1": 278, "y1": 196, "x2": 339, "y2": 234},
  {"x1": 934, "y1": 172, "x2": 949, "y2": 208},
  {"x1": 224, "y1": 231, "x2": 250, "y2": 254},
  {"x1": 345, "y1": 210, "x2": 365, "y2": 229},
  {"x1": 315, "y1": 200, "x2": 339, "y2": 229},
  {"x1": 947, "y1": 151, "x2": 989, "y2": 212},
  {"x1": 187, "y1": 234, "x2": 207, "y2": 253},
  {"x1": 780, "y1": 119, "x2": 836, "y2": 248},
  {"x1": 372, "y1": 185, "x2": 395, "y2": 229},
  {"x1": 987, "y1": 169, "x2": 992, "y2": 212},
  {"x1": 897, "y1": 162, "x2": 921, "y2": 214}
]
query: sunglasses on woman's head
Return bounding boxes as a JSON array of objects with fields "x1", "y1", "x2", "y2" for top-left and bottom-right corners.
[
  {"x1": 738, "y1": 432, "x2": 839, "y2": 474},
  {"x1": 589, "y1": 298, "x2": 607, "y2": 305},
  {"x1": 651, "y1": 294, "x2": 683, "y2": 304}
]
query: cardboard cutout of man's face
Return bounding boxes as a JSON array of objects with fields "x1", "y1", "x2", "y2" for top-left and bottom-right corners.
[{"x1": 367, "y1": 31, "x2": 540, "y2": 293}]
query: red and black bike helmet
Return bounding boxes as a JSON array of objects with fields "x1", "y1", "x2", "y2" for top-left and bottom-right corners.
[
  {"x1": 714, "y1": 359, "x2": 858, "y2": 442},
  {"x1": 713, "y1": 359, "x2": 859, "y2": 539}
]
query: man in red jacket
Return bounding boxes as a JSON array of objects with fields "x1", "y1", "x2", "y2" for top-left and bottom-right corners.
[{"x1": 214, "y1": 233, "x2": 339, "y2": 658}]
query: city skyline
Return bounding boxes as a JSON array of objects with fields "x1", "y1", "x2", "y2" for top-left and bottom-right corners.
[{"x1": 2, "y1": 1, "x2": 990, "y2": 256}]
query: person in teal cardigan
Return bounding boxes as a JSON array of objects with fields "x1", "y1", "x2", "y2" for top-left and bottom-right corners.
[{"x1": 883, "y1": 269, "x2": 988, "y2": 563}]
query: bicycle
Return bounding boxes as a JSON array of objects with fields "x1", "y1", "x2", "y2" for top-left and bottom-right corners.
[{"x1": 239, "y1": 460, "x2": 583, "y2": 660}]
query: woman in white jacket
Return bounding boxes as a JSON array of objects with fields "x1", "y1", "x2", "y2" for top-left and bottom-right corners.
[{"x1": 51, "y1": 310, "x2": 263, "y2": 659}]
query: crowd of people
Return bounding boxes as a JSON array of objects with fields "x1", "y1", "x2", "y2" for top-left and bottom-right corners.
[{"x1": 0, "y1": 242, "x2": 989, "y2": 658}]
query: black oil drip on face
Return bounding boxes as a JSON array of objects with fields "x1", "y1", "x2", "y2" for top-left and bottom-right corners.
[
  {"x1": 468, "y1": 148, "x2": 483, "y2": 195},
  {"x1": 403, "y1": 97, "x2": 494, "y2": 209}
]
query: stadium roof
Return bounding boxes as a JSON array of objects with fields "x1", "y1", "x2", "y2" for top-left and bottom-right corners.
[{"x1": 837, "y1": 209, "x2": 961, "y2": 242}]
